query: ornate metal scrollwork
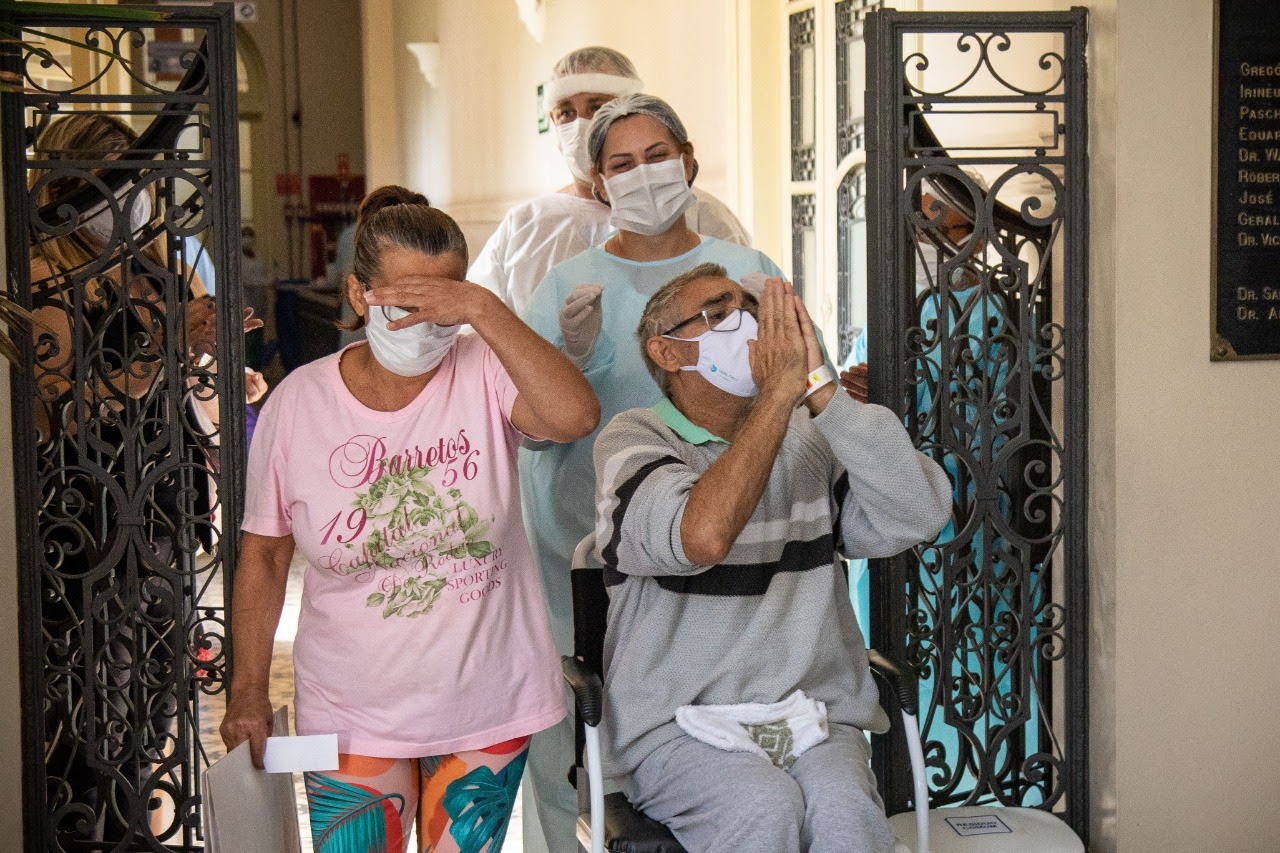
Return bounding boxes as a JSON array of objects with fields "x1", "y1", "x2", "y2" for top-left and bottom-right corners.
[
  {"x1": 866, "y1": 9, "x2": 1088, "y2": 835},
  {"x1": 790, "y1": 8, "x2": 816, "y2": 182},
  {"x1": 791, "y1": 193, "x2": 816, "y2": 301},
  {"x1": 903, "y1": 32, "x2": 1066, "y2": 100},
  {"x1": 4, "y1": 6, "x2": 240, "y2": 850},
  {"x1": 836, "y1": 166, "x2": 866, "y2": 363},
  {"x1": 835, "y1": 0, "x2": 880, "y2": 163}
]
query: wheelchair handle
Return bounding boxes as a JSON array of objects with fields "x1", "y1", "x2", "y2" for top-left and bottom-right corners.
[
  {"x1": 867, "y1": 648, "x2": 919, "y2": 716},
  {"x1": 562, "y1": 654, "x2": 604, "y2": 728}
]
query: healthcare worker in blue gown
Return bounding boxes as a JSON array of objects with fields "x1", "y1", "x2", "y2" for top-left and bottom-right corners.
[
  {"x1": 841, "y1": 186, "x2": 1042, "y2": 799},
  {"x1": 518, "y1": 93, "x2": 783, "y2": 853},
  {"x1": 468, "y1": 46, "x2": 750, "y2": 318}
]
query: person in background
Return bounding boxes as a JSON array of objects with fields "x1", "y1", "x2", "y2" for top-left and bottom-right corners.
[
  {"x1": 841, "y1": 181, "x2": 1033, "y2": 785},
  {"x1": 595, "y1": 269, "x2": 950, "y2": 853},
  {"x1": 334, "y1": 220, "x2": 368, "y2": 349},
  {"x1": 468, "y1": 46, "x2": 751, "y2": 318},
  {"x1": 27, "y1": 111, "x2": 260, "y2": 845},
  {"x1": 837, "y1": 188, "x2": 977, "y2": 627},
  {"x1": 220, "y1": 186, "x2": 599, "y2": 853},
  {"x1": 184, "y1": 232, "x2": 216, "y2": 300},
  {"x1": 232, "y1": 225, "x2": 272, "y2": 446},
  {"x1": 238, "y1": 225, "x2": 272, "y2": 366},
  {"x1": 516, "y1": 92, "x2": 783, "y2": 853}
]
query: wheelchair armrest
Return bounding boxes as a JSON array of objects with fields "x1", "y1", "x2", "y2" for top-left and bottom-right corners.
[
  {"x1": 867, "y1": 648, "x2": 919, "y2": 716},
  {"x1": 562, "y1": 655, "x2": 604, "y2": 728}
]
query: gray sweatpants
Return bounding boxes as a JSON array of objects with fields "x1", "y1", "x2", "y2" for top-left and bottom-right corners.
[{"x1": 625, "y1": 723, "x2": 895, "y2": 853}]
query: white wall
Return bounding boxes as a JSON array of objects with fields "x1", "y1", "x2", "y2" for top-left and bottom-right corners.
[
  {"x1": 363, "y1": 0, "x2": 739, "y2": 255},
  {"x1": 1080, "y1": 0, "x2": 1118, "y2": 849},
  {"x1": 1108, "y1": 0, "x2": 1280, "y2": 849}
]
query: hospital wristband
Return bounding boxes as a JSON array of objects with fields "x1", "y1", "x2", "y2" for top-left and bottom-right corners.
[{"x1": 803, "y1": 365, "x2": 835, "y2": 399}]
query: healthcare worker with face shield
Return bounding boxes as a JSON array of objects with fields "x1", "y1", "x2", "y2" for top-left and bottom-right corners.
[
  {"x1": 467, "y1": 46, "x2": 751, "y2": 318},
  {"x1": 517, "y1": 93, "x2": 784, "y2": 853}
]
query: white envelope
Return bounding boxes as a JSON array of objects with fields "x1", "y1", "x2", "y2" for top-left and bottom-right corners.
[
  {"x1": 264, "y1": 732, "x2": 339, "y2": 774},
  {"x1": 202, "y1": 706, "x2": 303, "y2": 853}
]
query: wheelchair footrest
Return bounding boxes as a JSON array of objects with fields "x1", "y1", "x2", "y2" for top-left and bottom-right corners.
[
  {"x1": 577, "y1": 791, "x2": 688, "y2": 853},
  {"x1": 888, "y1": 806, "x2": 1084, "y2": 853}
]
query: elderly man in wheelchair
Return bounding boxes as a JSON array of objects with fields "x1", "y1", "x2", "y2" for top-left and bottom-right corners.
[{"x1": 581, "y1": 264, "x2": 952, "y2": 853}]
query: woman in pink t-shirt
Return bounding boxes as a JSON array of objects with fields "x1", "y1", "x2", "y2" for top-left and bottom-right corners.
[{"x1": 220, "y1": 186, "x2": 599, "y2": 853}]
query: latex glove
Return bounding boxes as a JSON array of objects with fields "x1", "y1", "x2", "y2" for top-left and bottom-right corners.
[
  {"x1": 739, "y1": 272, "x2": 771, "y2": 298},
  {"x1": 559, "y1": 283, "x2": 604, "y2": 369}
]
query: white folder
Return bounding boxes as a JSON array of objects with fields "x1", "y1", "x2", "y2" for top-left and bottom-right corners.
[{"x1": 202, "y1": 707, "x2": 304, "y2": 853}]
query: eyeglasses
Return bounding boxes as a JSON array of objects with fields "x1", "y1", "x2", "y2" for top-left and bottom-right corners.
[{"x1": 661, "y1": 304, "x2": 747, "y2": 338}]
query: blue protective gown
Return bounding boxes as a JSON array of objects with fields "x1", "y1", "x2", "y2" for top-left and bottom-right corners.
[
  {"x1": 853, "y1": 275, "x2": 1045, "y2": 806},
  {"x1": 516, "y1": 237, "x2": 783, "y2": 853},
  {"x1": 519, "y1": 236, "x2": 783, "y2": 654}
]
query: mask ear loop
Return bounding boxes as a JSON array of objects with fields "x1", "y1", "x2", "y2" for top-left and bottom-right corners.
[{"x1": 660, "y1": 331, "x2": 705, "y2": 373}]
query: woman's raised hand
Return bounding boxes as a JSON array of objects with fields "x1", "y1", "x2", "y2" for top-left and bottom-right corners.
[
  {"x1": 244, "y1": 368, "x2": 268, "y2": 405},
  {"x1": 186, "y1": 298, "x2": 263, "y2": 362},
  {"x1": 365, "y1": 273, "x2": 486, "y2": 330}
]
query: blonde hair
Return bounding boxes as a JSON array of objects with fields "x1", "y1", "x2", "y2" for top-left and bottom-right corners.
[{"x1": 28, "y1": 113, "x2": 164, "y2": 297}]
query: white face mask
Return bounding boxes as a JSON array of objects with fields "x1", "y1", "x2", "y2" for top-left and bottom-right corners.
[
  {"x1": 554, "y1": 118, "x2": 593, "y2": 183},
  {"x1": 82, "y1": 183, "x2": 151, "y2": 246},
  {"x1": 363, "y1": 304, "x2": 459, "y2": 377},
  {"x1": 602, "y1": 157, "x2": 695, "y2": 237},
  {"x1": 665, "y1": 309, "x2": 759, "y2": 397}
]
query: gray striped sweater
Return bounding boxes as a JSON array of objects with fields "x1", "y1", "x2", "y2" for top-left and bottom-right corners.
[{"x1": 592, "y1": 391, "x2": 951, "y2": 779}]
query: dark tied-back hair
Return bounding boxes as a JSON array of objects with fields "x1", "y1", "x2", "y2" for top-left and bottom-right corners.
[
  {"x1": 341, "y1": 185, "x2": 469, "y2": 331},
  {"x1": 351, "y1": 185, "x2": 469, "y2": 285}
]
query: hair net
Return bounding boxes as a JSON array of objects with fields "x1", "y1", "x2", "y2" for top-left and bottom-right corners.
[
  {"x1": 587, "y1": 93, "x2": 689, "y2": 167},
  {"x1": 553, "y1": 46, "x2": 639, "y2": 80},
  {"x1": 544, "y1": 46, "x2": 643, "y2": 106}
]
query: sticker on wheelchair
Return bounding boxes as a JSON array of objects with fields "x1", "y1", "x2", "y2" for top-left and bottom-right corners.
[{"x1": 944, "y1": 813, "x2": 1014, "y2": 837}]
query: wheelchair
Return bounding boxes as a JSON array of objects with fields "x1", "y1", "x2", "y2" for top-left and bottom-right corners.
[{"x1": 559, "y1": 535, "x2": 1084, "y2": 853}]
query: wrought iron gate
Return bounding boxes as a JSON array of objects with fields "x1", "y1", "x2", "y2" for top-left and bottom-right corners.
[
  {"x1": 3, "y1": 5, "x2": 242, "y2": 850},
  {"x1": 865, "y1": 8, "x2": 1088, "y2": 836}
]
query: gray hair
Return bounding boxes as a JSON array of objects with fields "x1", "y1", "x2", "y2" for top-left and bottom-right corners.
[
  {"x1": 552, "y1": 46, "x2": 639, "y2": 80},
  {"x1": 588, "y1": 93, "x2": 689, "y2": 169},
  {"x1": 637, "y1": 262, "x2": 728, "y2": 393}
]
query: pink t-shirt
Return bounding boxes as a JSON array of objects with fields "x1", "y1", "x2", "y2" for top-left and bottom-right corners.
[{"x1": 243, "y1": 336, "x2": 564, "y2": 757}]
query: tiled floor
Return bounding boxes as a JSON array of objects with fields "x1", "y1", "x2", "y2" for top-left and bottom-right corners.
[{"x1": 199, "y1": 548, "x2": 527, "y2": 852}]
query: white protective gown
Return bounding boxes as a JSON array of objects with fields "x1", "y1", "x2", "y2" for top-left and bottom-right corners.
[{"x1": 468, "y1": 186, "x2": 751, "y2": 315}]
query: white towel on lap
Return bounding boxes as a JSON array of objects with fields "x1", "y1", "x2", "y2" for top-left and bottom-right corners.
[{"x1": 675, "y1": 690, "x2": 829, "y2": 769}]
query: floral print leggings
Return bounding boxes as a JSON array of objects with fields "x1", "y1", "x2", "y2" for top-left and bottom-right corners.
[{"x1": 303, "y1": 735, "x2": 530, "y2": 853}]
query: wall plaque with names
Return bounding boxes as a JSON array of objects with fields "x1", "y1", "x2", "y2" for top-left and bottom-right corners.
[{"x1": 1213, "y1": 0, "x2": 1280, "y2": 360}]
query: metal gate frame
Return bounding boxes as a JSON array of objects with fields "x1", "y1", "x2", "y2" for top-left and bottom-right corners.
[
  {"x1": 865, "y1": 7, "x2": 1088, "y2": 837},
  {"x1": 3, "y1": 4, "x2": 242, "y2": 849}
]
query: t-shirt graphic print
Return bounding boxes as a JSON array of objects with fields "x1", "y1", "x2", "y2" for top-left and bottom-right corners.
[{"x1": 243, "y1": 336, "x2": 564, "y2": 758}]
